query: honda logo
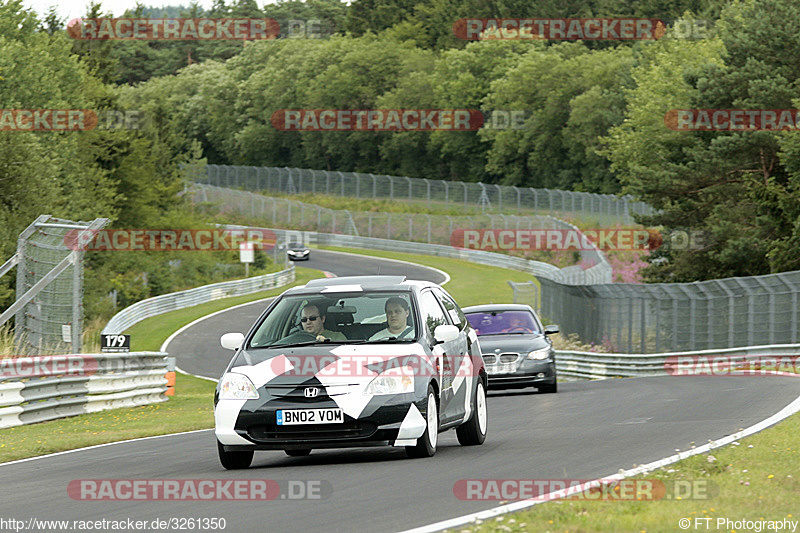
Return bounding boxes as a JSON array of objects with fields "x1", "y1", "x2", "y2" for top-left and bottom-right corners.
[{"x1": 304, "y1": 387, "x2": 319, "y2": 398}]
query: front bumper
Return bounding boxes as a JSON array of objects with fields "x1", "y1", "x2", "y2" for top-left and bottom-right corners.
[
  {"x1": 216, "y1": 393, "x2": 427, "y2": 450},
  {"x1": 486, "y1": 360, "x2": 556, "y2": 389}
]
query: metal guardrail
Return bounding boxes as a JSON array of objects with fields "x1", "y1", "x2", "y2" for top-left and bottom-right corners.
[
  {"x1": 312, "y1": 232, "x2": 611, "y2": 285},
  {"x1": 1, "y1": 215, "x2": 109, "y2": 354},
  {"x1": 198, "y1": 164, "x2": 656, "y2": 224},
  {"x1": 193, "y1": 183, "x2": 612, "y2": 285},
  {"x1": 102, "y1": 267, "x2": 295, "y2": 335},
  {"x1": 555, "y1": 344, "x2": 800, "y2": 381},
  {"x1": 0, "y1": 352, "x2": 174, "y2": 429}
]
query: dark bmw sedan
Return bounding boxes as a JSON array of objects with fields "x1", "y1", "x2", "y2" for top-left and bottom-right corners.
[{"x1": 463, "y1": 304, "x2": 559, "y2": 393}]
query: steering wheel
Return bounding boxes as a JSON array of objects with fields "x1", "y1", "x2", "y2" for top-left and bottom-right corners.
[
  {"x1": 505, "y1": 327, "x2": 531, "y2": 333},
  {"x1": 277, "y1": 330, "x2": 317, "y2": 344}
]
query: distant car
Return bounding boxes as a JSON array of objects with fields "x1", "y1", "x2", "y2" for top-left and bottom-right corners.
[
  {"x1": 287, "y1": 245, "x2": 310, "y2": 261},
  {"x1": 214, "y1": 275, "x2": 487, "y2": 469},
  {"x1": 463, "y1": 304, "x2": 559, "y2": 393}
]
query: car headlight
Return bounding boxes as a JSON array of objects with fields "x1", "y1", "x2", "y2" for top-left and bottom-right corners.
[
  {"x1": 219, "y1": 372, "x2": 259, "y2": 400},
  {"x1": 364, "y1": 368, "x2": 415, "y2": 395},
  {"x1": 527, "y1": 347, "x2": 551, "y2": 360}
]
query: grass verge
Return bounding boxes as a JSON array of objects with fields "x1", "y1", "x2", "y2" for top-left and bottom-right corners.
[
  {"x1": 456, "y1": 407, "x2": 799, "y2": 533},
  {"x1": 0, "y1": 266, "x2": 320, "y2": 464},
  {"x1": 0, "y1": 372, "x2": 215, "y2": 463},
  {"x1": 125, "y1": 266, "x2": 320, "y2": 352},
  {"x1": 320, "y1": 245, "x2": 539, "y2": 308},
  {"x1": 0, "y1": 253, "x2": 536, "y2": 463}
]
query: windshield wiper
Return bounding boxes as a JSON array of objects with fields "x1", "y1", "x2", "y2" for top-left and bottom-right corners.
[
  {"x1": 347, "y1": 337, "x2": 414, "y2": 344},
  {"x1": 262, "y1": 339, "x2": 334, "y2": 349}
]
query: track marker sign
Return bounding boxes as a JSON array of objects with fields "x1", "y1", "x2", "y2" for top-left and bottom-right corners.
[{"x1": 101, "y1": 334, "x2": 130, "y2": 353}]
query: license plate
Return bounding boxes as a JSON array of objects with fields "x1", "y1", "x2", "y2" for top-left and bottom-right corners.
[
  {"x1": 488, "y1": 363, "x2": 516, "y2": 375},
  {"x1": 276, "y1": 408, "x2": 344, "y2": 425}
]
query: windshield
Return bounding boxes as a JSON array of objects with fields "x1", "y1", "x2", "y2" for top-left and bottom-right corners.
[
  {"x1": 465, "y1": 310, "x2": 540, "y2": 336},
  {"x1": 247, "y1": 291, "x2": 417, "y2": 349}
]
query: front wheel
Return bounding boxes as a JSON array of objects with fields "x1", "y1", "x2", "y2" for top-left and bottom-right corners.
[
  {"x1": 284, "y1": 449, "x2": 312, "y2": 457},
  {"x1": 217, "y1": 440, "x2": 253, "y2": 470},
  {"x1": 456, "y1": 378, "x2": 487, "y2": 445},
  {"x1": 538, "y1": 382, "x2": 557, "y2": 393},
  {"x1": 406, "y1": 385, "x2": 438, "y2": 458}
]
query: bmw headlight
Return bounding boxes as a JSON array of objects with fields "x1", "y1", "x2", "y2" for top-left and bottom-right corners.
[
  {"x1": 527, "y1": 347, "x2": 551, "y2": 360},
  {"x1": 364, "y1": 368, "x2": 415, "y2": 395},
  {"x1": 219, "y1": 372, "x2": 259, "y2": 400}
]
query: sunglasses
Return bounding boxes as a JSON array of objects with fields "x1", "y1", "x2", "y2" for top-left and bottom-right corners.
[{"x1": 300, "y1": 315, "x2": 320, "y2": 323}]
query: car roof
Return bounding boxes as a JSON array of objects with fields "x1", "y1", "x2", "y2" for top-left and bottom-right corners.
[
  {"x1": 462, "y1": 303, "x2": 536, "y2": 313},
  {"x1": 284, "y1": 275, "x2": 436, "y2": 295}
]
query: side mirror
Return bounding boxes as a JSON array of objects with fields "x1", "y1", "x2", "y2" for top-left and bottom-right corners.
[
  {"x1": 433, "y1": 324, "x2": 459, "y2": 344},
  {"x1": 544, "y1": 325, "x2": 560, "y2": 335},
  {"x1": 220, "y1": 332, "x2": 245, "y2": 350}
]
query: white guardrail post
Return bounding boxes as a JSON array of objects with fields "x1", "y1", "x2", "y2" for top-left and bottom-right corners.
[
  {"x1": 554, "y1": 344, "x2": 800, "y2": 381},
  {"x1": 102, "y1": 266, "x2": 295, "y2": 335},
  {"x1": 0, "y1": 266, "x2": 295, "y2": 429},
  {"x1": 0, "y1": 352, "x2": 175, "y2": 429}
]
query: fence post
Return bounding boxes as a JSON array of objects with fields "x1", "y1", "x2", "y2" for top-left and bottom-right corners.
[{"x1": 426, "y1": 215, "x2": 431, "y2": 243}]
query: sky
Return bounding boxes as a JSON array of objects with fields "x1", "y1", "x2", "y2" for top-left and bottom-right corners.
[{"x1": 21, "y1": 0, "x2": 215, "y2": 20}]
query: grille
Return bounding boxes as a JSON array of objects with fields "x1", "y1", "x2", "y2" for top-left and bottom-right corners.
[
  {"x1": 482, "y1": 354, "x2": 497, "y2": 365},
  {"x1": 499, "y1": 353, "x2": 520, "y2": 363},
  {"x1": 247, "y1": 422, "x2": 378, "y2": 442}
]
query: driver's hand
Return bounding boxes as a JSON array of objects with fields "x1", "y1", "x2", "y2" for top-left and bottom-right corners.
[{"x1": 316, "y1": 334, "x2": 328, "y2": 342}]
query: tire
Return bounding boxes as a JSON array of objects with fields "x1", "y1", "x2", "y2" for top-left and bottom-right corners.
[
  {"x1": 406, "y1": 384, "x2": 438, "y2": 458},
  {"x1": 217, "y1": 440, "x2": 253, "y2": 470},
  {"x1": 284, "y1": 449, "x2": 312, "y2": 457},
  {"x1": 538, "y1": 380, "x2": 557, "y2": 394},
  {"x1": 456, "y1": 377, "x2": 487, "y2": 446}
]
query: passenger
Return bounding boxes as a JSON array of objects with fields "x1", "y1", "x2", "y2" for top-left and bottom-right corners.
[{"x1": 369, "y1": 297, "x2": 413, "y2": 340}]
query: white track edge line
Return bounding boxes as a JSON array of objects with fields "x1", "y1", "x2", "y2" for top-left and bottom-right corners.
[
  {"x1": 318, "y1": 248, "x2": 451, "y2": 286},
  {"x1": 159, "y1": 296, "x2": 276, "y2": 353},
  {"x1": 0, "y1": 428, "x2": 213, "y2": 468},
  {"x1": 0, "y1": 255, "x2": 450, "y2": 466},
  {"x1": 400, "y1": 384, "x2": 800, "y2": 533}
]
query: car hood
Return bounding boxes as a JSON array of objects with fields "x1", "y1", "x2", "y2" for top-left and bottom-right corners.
[
  {"x1": 474, "y1": 334, "x2": 550, "y2": 354},
  {"x1": 227, "y1": 343, "x2": 430, "y2": 389}
]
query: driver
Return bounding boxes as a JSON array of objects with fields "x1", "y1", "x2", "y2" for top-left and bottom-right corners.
[
  {"x1": 501, "y1": 314, "x2": 533, "y2": 333},
  {"x1": 301, "y1": 303, "x2": 346, "y2": 341},
  {"x1": 369, "y1": 297, "x2": 413, "y2": 341}
]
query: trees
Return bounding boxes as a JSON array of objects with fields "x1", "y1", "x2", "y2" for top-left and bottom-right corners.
[
  {"x1": 603, "y1": 0, "x2": 800, "y2": 280},
  {"x1": 481, "y1": 42, "x2": 633, "y2": 191}
]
